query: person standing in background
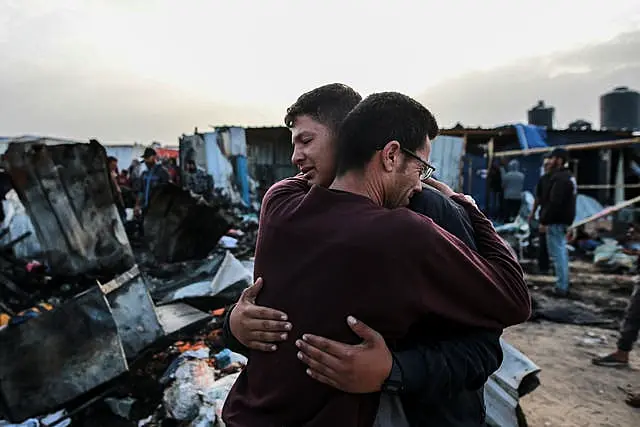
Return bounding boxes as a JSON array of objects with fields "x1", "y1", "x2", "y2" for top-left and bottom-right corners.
[
  {"x1": 184, "y1": 159, "x2": 214, "y2": 201},
  {"x1": 107, "y1": 156, "x2": 126, "y2": 220},
  {"x1": 501, "y1": 159, "x2": 525, "y2": 221},
  {"x1": 529, "y1": 155, "x2": 553, "y2": 273},
  {"x1": 117, "y1": 169, "x2": 131, "y2": 189},
  {"x1": 167, "y1": 158, "x2": 180, "y2": 186},
  {"x1": 539, "y1": 148, "x2": 577, "y2": 297},
  {"x1": 133, "y1": 148, "x2": 171, "y2": 218},
  {"x1": 487, "y1": 160, "x2": 503, "y2": 220}
]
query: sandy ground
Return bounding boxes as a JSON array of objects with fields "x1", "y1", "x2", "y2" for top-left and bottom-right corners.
[{"x1": 504, "y1": 321, "x2": 640, "y2": 427}]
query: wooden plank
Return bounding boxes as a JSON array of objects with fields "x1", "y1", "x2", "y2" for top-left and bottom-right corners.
[
  {"x1": 494, "y1": 137, "x2": 640, "y2": 158},
  {"x1": 577, "y1": 184, "x2": 640, "y2": 190},
  {"x1": 570, "y1": 194, "x2": 640, "y2": 229}
]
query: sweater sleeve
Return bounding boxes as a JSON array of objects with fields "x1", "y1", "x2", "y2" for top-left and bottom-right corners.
[
  {"x1": 221, "y1": 304, "x2": 251, "y2": 357},
  {"x1": 392, "y1": 329, "x2": 503, "y2": 399},
  {"x1": 396, "y1": 195, "x2": 531, "y2": 329}
]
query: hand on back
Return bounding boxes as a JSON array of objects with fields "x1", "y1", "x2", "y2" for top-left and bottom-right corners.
[{"x1": 229, "y1": 278, "x2": 292, "y2": 351}]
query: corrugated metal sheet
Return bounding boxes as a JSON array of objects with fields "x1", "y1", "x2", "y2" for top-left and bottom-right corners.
[
  {"x1": 246, "y1": 135, "x2": 295, "y2": 189},
  {"x1": 485, "y1": 339, "x2": 541, "y2": 427},
  {"x1": 247, "y1": 139, "x2": 292, "y2": 166},
  {"x1": 247, "y1": 140, "x2": 275, "y2": 165},
  {"x1": 1, "y1": 136, "x2": 86, "y2": 155},
  {"x1": 5, "y1": 140, "x2": 135, "y2": 275},
  {"x1": 430, "y1": 136, "x2": 464, "y2": 191}
]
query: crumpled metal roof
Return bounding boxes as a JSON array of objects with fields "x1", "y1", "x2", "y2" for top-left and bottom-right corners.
[{"x1": 485, "y1": 339, "x2": 541, "y2": 427}]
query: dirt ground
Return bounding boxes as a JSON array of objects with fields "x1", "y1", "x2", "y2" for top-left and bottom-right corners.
[{"x1": 504, "y1": 321, "x2": 640, "y2": 427}]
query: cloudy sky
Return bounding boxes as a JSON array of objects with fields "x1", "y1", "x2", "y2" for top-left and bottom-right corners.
[{"x1": 1, "y1": 0, "x2": 640, "y2": 143}]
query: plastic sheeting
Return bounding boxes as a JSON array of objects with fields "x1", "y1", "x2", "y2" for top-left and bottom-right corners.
[
  {"x1": 228, "y1": 127, "x2": 248, "y2": 157},
  {"x1": 104, "y1": 145, "x2": 145, "y2": 171},
  {"x1": 202, "y1": 132, "x2": 234, "y2": 191},
  {"x1": 593, "y1": 238, "x2": 637, "y2": 271},
  {"x1": 162, "y1": 359, "x2": 241, "y2": 424},
  {"x1": 1, "y1": 190, "x2": 42, "y2": 259},
  {"x1": 573, "y1": 194, "x2": 605, "y2": 226},
  {"x1": 0, "y1": 410, "x2": 70, "y2": 427},
  {"x1": 513, "y1": 124, "x2": 548, "y2": 149},
  {"x1": 160, "y1": 251, "x2": 252, "y2": 303}
]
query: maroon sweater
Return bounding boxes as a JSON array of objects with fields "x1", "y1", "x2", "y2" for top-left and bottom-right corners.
[{"x1": 223, "y1": 177, "x2": 530, "y2": 427}]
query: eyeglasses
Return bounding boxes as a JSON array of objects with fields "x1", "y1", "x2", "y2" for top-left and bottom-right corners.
[{"x1": 400, "y1": 147, "x2": 435, "y2": 182}]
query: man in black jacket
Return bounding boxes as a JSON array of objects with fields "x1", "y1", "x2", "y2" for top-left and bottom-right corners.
[
  {"x1": 223, "y1": 84, "x2": 512, "y2": 426},
  {"x1": 529, "y1": 155, "x2": 553, "y2": 273},
  {"x1": 539, "y1": 148, "x2": 577, "y2": 296}
]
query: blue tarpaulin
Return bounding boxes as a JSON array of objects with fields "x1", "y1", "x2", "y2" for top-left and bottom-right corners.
[{"x1": 514, "y1": 124, "x2": 548, "y2": 150}]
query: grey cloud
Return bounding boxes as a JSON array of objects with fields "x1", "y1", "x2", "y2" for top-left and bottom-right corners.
[
  {"x1": 0, "y1": 60, "x2": 281, "y2": 143},
  {"x1": 2, "y1": 27, "x2": 639, "y2": 143},
  {"x1": 418, "y1": 29, "x2": 640, "y2": 129}
]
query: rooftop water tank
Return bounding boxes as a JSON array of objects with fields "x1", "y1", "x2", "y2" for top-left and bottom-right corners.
[
  {"x1": 527, "y1": 100, "x2": 554, "y2": 129},
  {"x1": 600, "y1": 86, "x2": 640, "y2": 131}
]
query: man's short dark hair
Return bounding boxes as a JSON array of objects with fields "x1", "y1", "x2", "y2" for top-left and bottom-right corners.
[
  {"x1": 284, "y1": 83, "x2": 362, "y2": 134},
  {"x1": 335, "y1": 92, "x2": 439, "y2": 176},
  {"x1": 550, "y1": 147, "x2": 569, "y2": 162},
  {"x1": 107, "y1": 156, "x2": 117, "y2": 163}
]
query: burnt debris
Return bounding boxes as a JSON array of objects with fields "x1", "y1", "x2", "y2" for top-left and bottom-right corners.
[{"x1": 0, "y1": 139, "x2": 258, "y2": 425}]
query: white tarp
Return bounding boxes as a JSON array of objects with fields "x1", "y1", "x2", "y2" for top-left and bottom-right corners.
[
  {"x1": 1, "y1": 190, "x2": 42, "y2": 259},
  {"x1": 573, "y1": 194, "x2": 605, "y2": 227},
  {"x1": 104, "y1": 144, "x2": 146, "y2": 171},
  {"x1": 162, "y1": 251, "x2": 252, "y2": 302},
  {"x1": 203, "y1": 132, "x2": 235, "y2": 193}
]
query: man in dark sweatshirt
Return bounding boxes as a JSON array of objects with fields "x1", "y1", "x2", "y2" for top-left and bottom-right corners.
[
  {"x1": 223, "y1": 84, "x2": 504, "y2": 426},
  {"x1": 222, "y1": 92, "x2": 530, "y2": 426},
  {"x1": 539, "y1": 148, "x2": 577, "y2": 296}
]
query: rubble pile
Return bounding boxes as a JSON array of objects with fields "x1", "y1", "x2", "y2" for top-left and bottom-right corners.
[
  {"x1": 69, "y1": 310, "x2": 246, "y2": 427},
  {"x1": 0, "y1": 140, "x2": 259, "y2": 426},
  {"x1": 522, "y1": 260, "x2": 637, "y2": 329}
]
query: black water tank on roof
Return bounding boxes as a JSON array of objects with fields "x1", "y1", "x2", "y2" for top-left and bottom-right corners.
[
  {"x1": 600, "y1": 86, "x2": 640, "y2": 131},
  {"x1": 527, "y1": 100, "x2": 555, "y2": 129}
]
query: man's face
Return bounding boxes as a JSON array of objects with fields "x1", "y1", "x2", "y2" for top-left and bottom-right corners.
[
  {"x1": 144, "y1": 155, "x2": 156, "y2": 167},
  {"x1": 109, "y1": 160, "x2": 118, "y2": 172},
  {"x1": 384, "y1": 137, "x2": 432, "y2": 208},
  {"x1": 550, "y1": 156, "x2": 564, "y2": 170},
  {"x1": 186, "y1": 162, "x2": 196, "y2": 173},
  {"x1": 290, "y1": 115, "x2": 336, "y2": 187}
]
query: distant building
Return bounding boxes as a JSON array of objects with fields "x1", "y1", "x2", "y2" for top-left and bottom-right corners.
[
  {"x1": 527, "y1": 100, "x2": 555, "y2": 129},
  {"x1": 569, "y1": 119, "x2": 592, "y2": 131}
]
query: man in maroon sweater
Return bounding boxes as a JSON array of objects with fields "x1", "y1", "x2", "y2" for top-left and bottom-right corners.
[{"x1": 223, "y1": 92, "x2": 530, "y2": 426}]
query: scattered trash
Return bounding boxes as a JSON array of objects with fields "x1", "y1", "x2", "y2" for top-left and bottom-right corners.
[
  {"x1": 218, "y1": 236, "x2": 238, "y2": 249},
  {"x1": 163, "y1": 359, "x2": 217, "y2": 421},
  {"x1": 0, "y1": 137, "x2": 259, "y2": 426},
  {"x1": 593, "y1": 239, "x2": 637, "y2": 272},
  {"x1": 0, "y1": 410, "x2": 70, "y2": 427},
  {"x1": 104, "y1": 397, "x2": 138, "y2": 420},
  {"x1": 575, "y1": 331, "x2": 608, "y2": 347}
]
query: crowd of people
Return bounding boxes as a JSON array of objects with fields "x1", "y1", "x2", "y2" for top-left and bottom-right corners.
[
  {"x1": 528, "y1": 149, "x2": 640, "y2": 407},
  {"x1": 106, "y1": 148, "x2": 215, "y2": 223}
]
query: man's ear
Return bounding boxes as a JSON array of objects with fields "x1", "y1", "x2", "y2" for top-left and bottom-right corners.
[{"x1": 380, "y1": 141, "x2": 401, "y2": 172}]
